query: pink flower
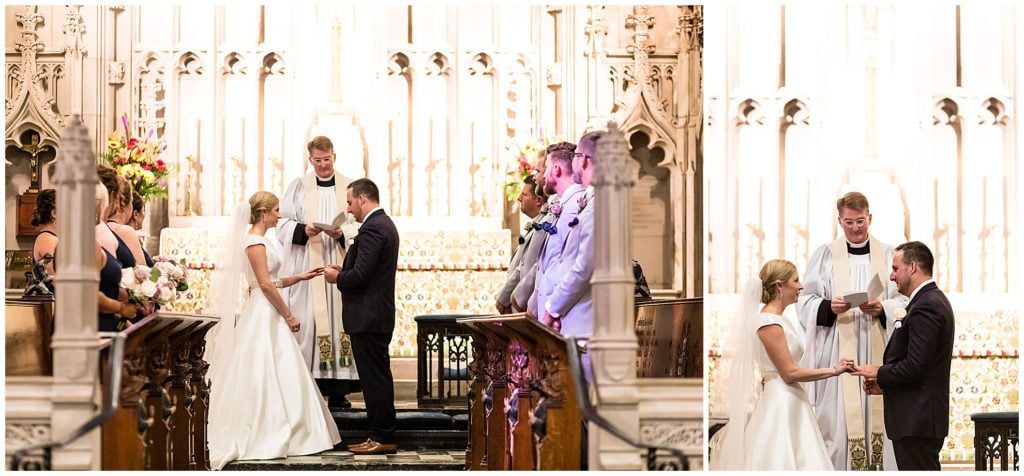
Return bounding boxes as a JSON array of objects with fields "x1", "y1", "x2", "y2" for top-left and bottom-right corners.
[{"x1": 134, "y1": 266, "x2": 151, "y2": 282}]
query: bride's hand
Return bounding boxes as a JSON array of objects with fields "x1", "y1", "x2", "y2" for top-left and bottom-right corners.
[
  {"x1": 284, "y1": 316, "x2": 301, "y2": 332},
  {"x1": 835, "y1": 357, "x2": 856, "y2": 375},
  {"x1": 299, "y1": 267, "x2": 323, "y2": 281}
]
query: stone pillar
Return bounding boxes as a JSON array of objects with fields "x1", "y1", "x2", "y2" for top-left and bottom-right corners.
[
  {"x1": 589, "y1": 122, "x2": 640, "y2": 470},
  {"x1": 50, "y1": 115, "x2": 102, "y2": 469}
]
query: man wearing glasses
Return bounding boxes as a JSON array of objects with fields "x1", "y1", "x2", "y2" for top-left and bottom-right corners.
[{"x1": 796, "y1": 191, "x2": 909, "y2": 471}]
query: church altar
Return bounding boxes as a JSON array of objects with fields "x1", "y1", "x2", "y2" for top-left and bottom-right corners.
[
  {"x1": 705, "y1": 293, "x2": 1020, "y2": 463},
  {"x1": 159, "y1": 216, "x2": 511, "y2": 357}
]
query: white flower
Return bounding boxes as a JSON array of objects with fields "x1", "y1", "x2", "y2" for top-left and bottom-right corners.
[
  {"x1": 121, "y1": 269, "x2": 137, "y2": 288},
  {"x1": 894, "y1": 308, "x2": 907, "y2": 320},
  {"x1": 140, "y1": 280, "x2": 158, "y2": 298}
]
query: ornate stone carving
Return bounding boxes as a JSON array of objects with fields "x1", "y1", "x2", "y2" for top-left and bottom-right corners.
[
  {"x1": 584, "y1": 6, "x2": 608, "y2": 58},
  {"x1": 108, "y1": 61, "x2": 126, "y2": 85},
  {"x1": 137, "y1": 55, "x2": 167, "y2": 137},
  {"x1": 592, "y1": 121, "x2": 634, "y2": 189},
  {"x1": 5, "y1": 422, "x2": 51, "y2": 449},
  {"x1": 62, "y1": 6, "x2": 87, "y2": 56},
  {"x1": 6, "y1": 5, "x2": 64, "y2": 149},
  {"x1": 677, "y1": 6, "x2": 703, "y2": 55},
  {"x1": 640, "y1": 421, "x2": 702, "y2": 449}
]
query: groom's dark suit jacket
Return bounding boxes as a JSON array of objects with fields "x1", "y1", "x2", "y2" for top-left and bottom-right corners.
[
  {"x1": 336, "y1": 209, "x2": 399, "y2": 335},
  {"x1": 876, "y1": 281, "x2": 955, "y2": 441}
]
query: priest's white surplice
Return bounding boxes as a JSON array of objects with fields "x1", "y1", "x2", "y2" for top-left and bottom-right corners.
[
  {"x1": 277, "y1": 172, "x2": 361, "y2": 380},
  {"x1": 796, "y1": 235, "x2": 909, "y2": 470}
]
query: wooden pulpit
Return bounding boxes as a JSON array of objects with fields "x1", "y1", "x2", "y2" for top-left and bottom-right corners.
[{"x1": 459, "y1": 313, "x2": 583, "y2": 471}]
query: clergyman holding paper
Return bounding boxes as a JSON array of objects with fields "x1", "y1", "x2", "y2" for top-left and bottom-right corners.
[
  {"x1": 795, "y1": 191, "x2": 909, "y2": 470},
  {"x1": 276, "y1": 136, "x2": 362, "y2": 405}
]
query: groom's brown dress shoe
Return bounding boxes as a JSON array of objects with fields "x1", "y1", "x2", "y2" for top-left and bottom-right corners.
[
  {"x1": 349, "y1": 441, "x2": 398, "y2": 455},
  {"x1": 346, "y1": 438, "x2": 373, "y2": 451}
]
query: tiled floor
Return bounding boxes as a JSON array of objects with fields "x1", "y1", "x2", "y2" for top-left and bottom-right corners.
[{"x1": 224, "y1": 449, "x2": 466, "y2": 471}]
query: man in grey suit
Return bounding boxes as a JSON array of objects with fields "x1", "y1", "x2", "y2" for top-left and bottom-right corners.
[
  {"x1": 527, "y1": 141, "x2": 582, "y2": 318},
  {"x1": 542, "y1": 131, "x2": 601, "y2": 340},
  {"x1": 495, "y1": 174, "x2": 549, "y2": 314}
]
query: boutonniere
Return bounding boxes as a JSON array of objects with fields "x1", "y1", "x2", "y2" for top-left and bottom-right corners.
[
  {"x1": 893, "y1": 308, "x2": 907, "y2": 329},
  {"x1": 577, "y1": 195, "x2": 589, "y2": 211},
  {"x1": 550, "y1": 201, "x2": 563, "y2": 216}
]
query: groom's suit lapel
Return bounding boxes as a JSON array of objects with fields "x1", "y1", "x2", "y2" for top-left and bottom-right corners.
[{"x1": 883, "y1": 282, "x2": 937, "y2": 361}]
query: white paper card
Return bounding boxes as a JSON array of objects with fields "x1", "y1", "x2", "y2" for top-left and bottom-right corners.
[
  {"x1": 312, "y1": 211, "x2": 347, "y2": 231},
  {"x1": 843, "y1": 291, "x2": 869, "y2": 308},
  {"x1": 867, "y1": 273, "x2": 885, "y2": 301}
]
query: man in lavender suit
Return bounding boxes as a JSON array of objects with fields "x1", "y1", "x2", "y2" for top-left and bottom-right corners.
[
  {"x1": 526, "y1": 141, "x2": 582, "y2": 319},
  {"x1": 542, "y1": 131, "x2": 601, "y2": 377}
]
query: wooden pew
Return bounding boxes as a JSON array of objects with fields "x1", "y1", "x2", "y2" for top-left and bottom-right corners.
[
  {"x1": 462, "y1": 298, "x2": 702, "y2": 470},
  {"x1": 4, "y1": 295, "x2": 55, "y2": 377},
  {"x1": 99, "y1": 312, "x2": 218, "y2": 470}
]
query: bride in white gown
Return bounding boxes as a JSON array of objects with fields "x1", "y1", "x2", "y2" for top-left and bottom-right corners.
[
  {"x1": 712, "y1": 259, "x2": 856, "y2": 470},
  {"x1": 204, "y1": 191, "x2": 341, "y2": 470}
]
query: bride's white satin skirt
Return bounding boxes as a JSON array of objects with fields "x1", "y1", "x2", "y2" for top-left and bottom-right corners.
[
  {"x1": 743, "y1": 377, "x2": 834, "y2": 470},
  {"x1": 206, "y1": 291, "x2": 342, "y2": 470}
]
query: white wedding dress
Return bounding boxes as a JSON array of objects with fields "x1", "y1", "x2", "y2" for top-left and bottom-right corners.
[
  {"x1": 742, "y1": 312, "x2": 833, "y2": 470},
  {"x1": 205, "y1": 234, "x2": 341, "y2": 470}
]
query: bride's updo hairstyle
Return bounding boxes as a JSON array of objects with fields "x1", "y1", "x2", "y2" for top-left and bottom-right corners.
[
  {"x1": 759, "y1": 259, "x2": 797, "y2": 304},
  {"x1": 248, "y1": 191, "x2": 279, "y2": 224}
]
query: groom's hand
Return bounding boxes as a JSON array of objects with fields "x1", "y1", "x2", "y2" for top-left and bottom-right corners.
[
  {"x1": 853, "y1": 364, "x2": 879, "y2": 379},
  {"x1": 863, "y1": 378, "x2": 883, "y2": 395},
  {"x1": 305, "y1": 224, "x2": 322, "y2": 237},
  {"x1": 323, "y1": 265, "x2": 340, "y2": 284}
]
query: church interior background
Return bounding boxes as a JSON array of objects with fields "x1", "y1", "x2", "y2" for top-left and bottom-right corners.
[
  {"x1": 704, "y1": 2, "x2": 1021, "y2": 469},
  {"x1": 4, "y1": 3, "x2": 703, "y2": 470}
]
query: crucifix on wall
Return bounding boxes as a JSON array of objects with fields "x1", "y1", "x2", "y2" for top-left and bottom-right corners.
[{"x1": 13, "y1": 131, "x2": 57, "y2": 237}]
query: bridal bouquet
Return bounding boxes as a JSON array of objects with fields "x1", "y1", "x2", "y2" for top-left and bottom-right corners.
[
  {"x1": 120, "y1": 257, "x2": 190, "y2": 309},
  {"x1": 100, "y1": 114, "x2": 169, "y2": 200}
]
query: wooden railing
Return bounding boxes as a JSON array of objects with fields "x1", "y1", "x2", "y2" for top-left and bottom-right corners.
[{"x1": 972, "y1": 412, "x2": 1019, "y2": 471}]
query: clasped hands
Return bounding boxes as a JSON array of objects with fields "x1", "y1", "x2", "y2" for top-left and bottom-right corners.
[
  {"x1": 830, "y1": 297, "x2": 884, "y2": 318},
  {"x1": 323, "y1": 264, "x2": 343, "y2": 284},
  {"x1": 834, "y1": 358, "x2": 883, "y2": 395}
]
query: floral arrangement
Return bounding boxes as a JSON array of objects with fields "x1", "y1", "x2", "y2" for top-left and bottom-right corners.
[
  {"x1": 101, "y1": 114, "x2": 169, "y2": 200},
  {"x1": 120, "y1": 256, "x2": 190, "y2": 312},
  {"x1": 503, "y1": 136, "x2": 562, "y2": 202}
]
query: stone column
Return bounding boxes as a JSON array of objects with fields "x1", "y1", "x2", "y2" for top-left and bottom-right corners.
[
  {"x1": 50, "y1": 116, "x2": 102, "y2": 469},
  {"x1": 589, "y1": 122, "x2": 640, "y2": 470}
]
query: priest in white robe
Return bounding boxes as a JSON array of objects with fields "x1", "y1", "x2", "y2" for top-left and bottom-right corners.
[
  {"x1": 277, "y1": 136, "x2": 362, "y2": 405},
  {"x1": 796, "y1": 192, "x2": 909, "y2": 470}
]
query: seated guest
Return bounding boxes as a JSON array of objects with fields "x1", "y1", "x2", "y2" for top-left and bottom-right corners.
[
  {"x1": 495, "y1": 174, "x2": 549, "y2": 314},
  {"x1": 127, "y1": 190, "x2": 154, "y2": 266},
  {"x1": 31, "y1": 188, "x2": 58, "y2": 281},
  {"x1": 92, "y1": 183, "x2": 137, "y2": 331},
  {"x1": 96, "y1": 165, "x2": 139, "y2": 269},
  {"x1": 105, "y1": 173, "x2": 147, "y2": 266}
]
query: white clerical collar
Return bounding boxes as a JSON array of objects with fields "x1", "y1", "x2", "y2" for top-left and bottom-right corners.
[
  {"x1": 908, "y1": 278, "x2": 935, "y2": 303},
  {"x1": 362, "y1": 206, "x2": 384, "y2": 222},
  {"x1": 847, "y1": 238, "x2": 868, "y2": 248}
]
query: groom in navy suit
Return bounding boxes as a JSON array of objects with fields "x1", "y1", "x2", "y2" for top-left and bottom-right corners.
[
  {"x1": 324, "y1": 178, "x2": 400, "y2": 455},
  {"x1": 853, "y1": 241, "x2": 954, "y2": 470}
]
